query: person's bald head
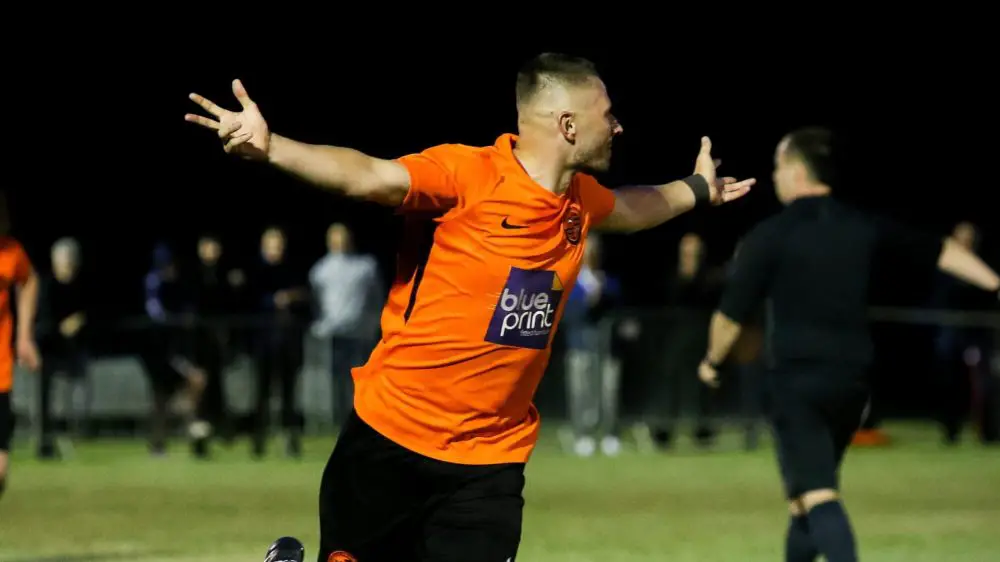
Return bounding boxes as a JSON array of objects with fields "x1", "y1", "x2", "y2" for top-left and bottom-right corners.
[{"x1": 515, "y1": 53, "x2": 623, "y2": 173}]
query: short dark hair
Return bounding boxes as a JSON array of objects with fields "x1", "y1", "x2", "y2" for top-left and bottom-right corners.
[
  {"x1": 515, "y1": 53, "x2": 601, "y2": 107},
  {"x1": 784, "y1": 127, "x2": 842, "y2": 188}
]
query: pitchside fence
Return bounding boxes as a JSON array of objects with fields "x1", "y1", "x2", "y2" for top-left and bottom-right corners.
[{"x1": 9, "y1": 307, "x2": 999, "y2": 448}]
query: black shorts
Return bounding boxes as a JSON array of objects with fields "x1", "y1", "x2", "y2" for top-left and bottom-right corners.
[
  {"x1": 0, "y1": 391, "x2": 13, "y2": 452},
  {"x1": 768, "y1": 370, "x2": 869, "y2": 498},
  {"x1": 318, "y1": 410, "x2": 526, "y2": 562}
]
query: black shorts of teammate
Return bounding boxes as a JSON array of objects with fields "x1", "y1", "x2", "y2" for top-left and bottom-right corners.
[
  {"x1": 0, "y1": 391, "x2": 13, "y2": 452},
  {"x1": 318, "y1": 410, "x2": 526, "y2": 562},
  {"x1": 768, "y1": 367, "x2": 870, "y2": 499}
]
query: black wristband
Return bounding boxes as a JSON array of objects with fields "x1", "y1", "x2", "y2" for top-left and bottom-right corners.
[{"x1": 683, "y1": 174, "x2": 712, "y2": 206}]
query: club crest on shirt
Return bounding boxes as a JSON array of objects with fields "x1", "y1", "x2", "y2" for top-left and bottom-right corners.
[
  {"x1": 563, "y1": 208, "x2": 582, "y2": 245},
  {"x1": 485, "y1": 267, "x2": 564, "y2": 350}
]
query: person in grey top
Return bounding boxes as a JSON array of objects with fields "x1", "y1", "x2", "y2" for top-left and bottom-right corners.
[{"x1": 310, "y1": 223, "x2": 383, "y2": 427}]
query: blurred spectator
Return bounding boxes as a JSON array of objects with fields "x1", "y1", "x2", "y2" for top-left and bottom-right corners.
[
  {"x1": 36, "y1": 237, "x2": 89, "y2": 459},
  {"x1": 650, "y1": 233, "x2": 723, "y2": 449},
  {"x1": 141, "y1": 243, "x2": 207, "y2": 457},
  {"x1": 187, "y1": 233, "x2": 244, "y2": 445},
  {"x1": 250, "y1": 227, "x2": 309, "y2": 458},
  {"x1": 309, "y1": 223, "x2": 382, "y2": 428},
  {"x1": 931, "y1": 221, "x2": 997, "y2": 444},
  {"x1": 561, "y1": 234, "x2": 623, "y2": 457}
]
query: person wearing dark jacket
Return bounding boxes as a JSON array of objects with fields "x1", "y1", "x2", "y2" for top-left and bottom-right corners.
[
  {"x1": 36, "y1": 238, "x2": 88, "y2": 459},
  {"x1": 250, "y1": 227, "x2": 309, "y2": 458}
]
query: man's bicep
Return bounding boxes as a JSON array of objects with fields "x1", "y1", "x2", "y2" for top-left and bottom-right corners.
[
  {"x1": 13, "y1": 244, "x2": 34, "y2": 284},
  {"x1": 364, "y1": 158, "x2": 413, "y2": 206}
]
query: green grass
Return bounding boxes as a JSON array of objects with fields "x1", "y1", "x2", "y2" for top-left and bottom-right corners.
[{"x1": 1, "y1": 422, "x2": 998, "y2": 561}]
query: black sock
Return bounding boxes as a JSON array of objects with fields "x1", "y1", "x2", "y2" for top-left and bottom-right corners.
[
  {"x1": 807, "y1": 500, "x2": 858, "y2": 562},
  {"x1": 785, "y1": 514, "x2": 817, "y2": 562}
]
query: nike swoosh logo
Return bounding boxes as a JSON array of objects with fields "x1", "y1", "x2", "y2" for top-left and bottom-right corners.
[{"x1": 501, "y1": 217, "x2": 528, "y2": 230}]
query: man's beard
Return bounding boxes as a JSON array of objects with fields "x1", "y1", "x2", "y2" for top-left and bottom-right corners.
[{"x1": 577, "y1": 143, "x2": 612, "y2": 173}]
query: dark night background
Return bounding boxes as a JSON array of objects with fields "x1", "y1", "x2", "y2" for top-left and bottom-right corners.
[{"x1": 5, "y1": 38, "x2": 996, "y2": 417}]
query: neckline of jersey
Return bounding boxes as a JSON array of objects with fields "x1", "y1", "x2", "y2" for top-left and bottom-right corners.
[{"x1": 493, "y1": 133, "x2": 574, "y2": 204}]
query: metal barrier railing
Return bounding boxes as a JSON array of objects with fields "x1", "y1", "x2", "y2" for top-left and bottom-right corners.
[{"x1": 11, "y1": 306, "x2": 999, "y2": 448}]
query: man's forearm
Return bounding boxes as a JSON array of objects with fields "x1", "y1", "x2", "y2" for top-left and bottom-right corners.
[
  {"x1": 653, "y1": 180, "x2": 698, "y2": 222},
  {"x1": 267, "y1": 134, "x2": 407, "y2": 204},
  {"x1": 602, "y1": 180, "x2": 699, "y2": 232},
  {"x1": 938, "y1": 239, "x2": 1000, "y2": 293},
  {"x1": 16, "y1": 273, "x2": 39, "y2": 340},
  {"x1": 705, "y1": 311, "x2": 743, "y2": 366}
]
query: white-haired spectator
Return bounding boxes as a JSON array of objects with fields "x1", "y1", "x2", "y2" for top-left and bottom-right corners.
[
  {"x1": 309, "y1": 223, "x2": 383, "y2": 429},
  {"x1": 37, "y1": 236, "x2": 88, "y2": 459}
]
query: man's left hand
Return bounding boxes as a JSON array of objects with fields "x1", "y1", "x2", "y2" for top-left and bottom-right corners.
[{"x1": 694, "y1": 137, "x2": 756, "y2": 205}]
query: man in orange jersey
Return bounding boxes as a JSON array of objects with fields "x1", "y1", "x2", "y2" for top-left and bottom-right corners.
[
  {"x1": 186, "y1": 53, "x2": 755, "y2": 562},
  {"x1": 0, "y1": 191, "x2": 41, "y2": 502}
]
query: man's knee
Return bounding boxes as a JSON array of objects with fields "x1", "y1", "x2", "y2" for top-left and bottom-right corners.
[{"x1": 801, "y1": 488, "x2": 839, "y2": 511}]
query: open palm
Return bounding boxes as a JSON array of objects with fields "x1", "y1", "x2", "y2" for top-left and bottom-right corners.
[
  {"x1": 185, "y1": 79, "x2": 270, "y2": 160},
  {"x1": 694, "y1": 136, "x2": 756, "y2": 206}
]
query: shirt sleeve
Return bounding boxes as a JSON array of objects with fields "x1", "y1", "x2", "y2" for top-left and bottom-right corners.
[
  {"x1": 12, "y1": 241, "x2": 32, "y2": 284},
  {"x1": 874, "y1": 215, "x2": 944, "y2": 270},
  {"x1": 396, "y1": 144, "x2": 477, "y2": 214},
  {"x1": 575, "y1": 173, "x2": 617, "y2": 226},
  {"x1": 718, "y1": 221, "x2": 780, "y2": 324}
]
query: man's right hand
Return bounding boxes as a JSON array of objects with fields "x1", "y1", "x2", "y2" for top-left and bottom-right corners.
[{"x1": 185, "y1": 79, "x2": 270, "y2": 161}]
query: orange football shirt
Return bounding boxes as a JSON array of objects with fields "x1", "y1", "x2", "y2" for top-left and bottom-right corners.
[
  {"x1": 353, "y1": 133, "x2": 616, "y2": 465},
  {"x1": 0, "y1": 237, "x2": 33, "y2": 393}
]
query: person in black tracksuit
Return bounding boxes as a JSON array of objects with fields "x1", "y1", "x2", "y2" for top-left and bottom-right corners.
[
  {"x1": 187, "y1": 233, "x2": 245, "y2": 448},
  {"x1": 37, "y1": 238, "x2": 88, "y2": 459},
  {"x1": 929, "y1": 221, "x2": 997, "y2": 445},
  {"x1": 142, "y1": 243, "x2": 208, "y2": 457},
  {"x1": 697, "y1": 128, "x2": 1000, "y2": 562},
  {"x1": 250, "y1": 227, "x2": 309, "y2": 459}
]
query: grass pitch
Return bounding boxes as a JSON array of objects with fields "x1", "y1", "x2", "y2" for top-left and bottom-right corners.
[{"x1": 1, "y1": 422, "x2": 998, "y2": 561}]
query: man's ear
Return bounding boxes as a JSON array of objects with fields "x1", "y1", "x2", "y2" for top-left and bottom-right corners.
[
  {"x1": 558, "y1": 111, "x2": 576, "y2": 143},
  {"x1": 792, "y1": 161, "x2": 810, "y2": 184}
]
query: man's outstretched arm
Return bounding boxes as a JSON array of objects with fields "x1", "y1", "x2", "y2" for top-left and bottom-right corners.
[
  {"x1": 937, "y1": 239, "x2": 1000, "y2": 296},
  {"x1": 266, "y1": 135, "x2": 411, "y2": 205},
  {"x1": 598, "y1": 137, "x2": 756, "y2": 233},
  {"x1": 878, "y1": 217, "x2": 999, "y2": 298},
  {"x1": 185, "y1": 79, "x2": 413, "y2": 206}
]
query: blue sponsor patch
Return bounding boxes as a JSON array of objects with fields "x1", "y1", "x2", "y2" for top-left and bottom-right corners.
[{"x1": 485, "y1": 267, "x2": 564, "y2": 350}]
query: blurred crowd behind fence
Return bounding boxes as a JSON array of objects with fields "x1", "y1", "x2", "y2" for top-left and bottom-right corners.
[{"x1": 10, "y1": 305, "x2": 999, "y2": 450}]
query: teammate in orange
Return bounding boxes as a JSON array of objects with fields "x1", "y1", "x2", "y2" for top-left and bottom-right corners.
[
  {"x1": 186, "y1": 53, "x2": 755, "y2": 561},
  {"x1": 0, "y1": 192, "x2": 41, "y2": 502}
]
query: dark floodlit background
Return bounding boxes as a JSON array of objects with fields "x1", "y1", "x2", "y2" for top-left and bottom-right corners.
[{"x1": 11, "y1": 46, "x2": 995, "y2": 413}]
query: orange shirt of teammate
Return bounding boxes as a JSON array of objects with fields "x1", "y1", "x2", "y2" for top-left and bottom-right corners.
[
  {"x1": 0, "y1": 237, "x2": 33, "y2": 393},
  {"x1": 353, "y1": 134, "x2": 616, "y2": 465}
]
